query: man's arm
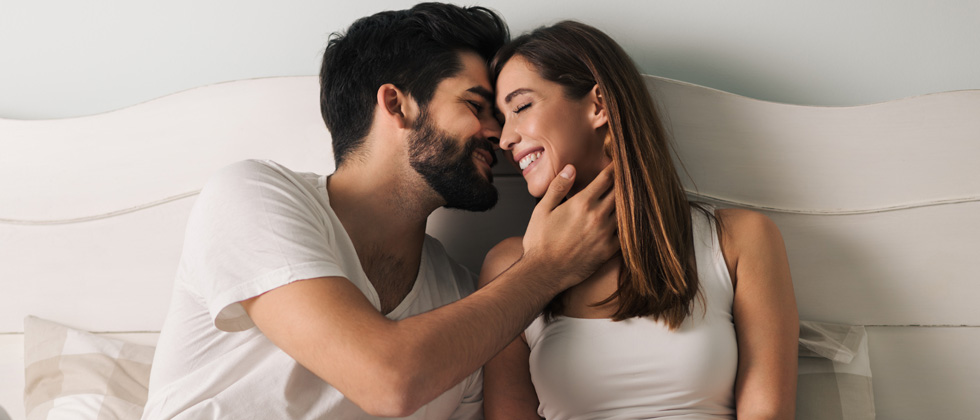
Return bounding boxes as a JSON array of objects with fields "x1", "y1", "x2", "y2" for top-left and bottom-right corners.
[{"x1": 242, "y1": 165, "x2": 618, "y2": 417}]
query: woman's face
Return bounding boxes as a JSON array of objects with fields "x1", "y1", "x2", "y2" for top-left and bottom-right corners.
[{"x1": 495, "y1": 55, "x2": 609, "y2": 197}]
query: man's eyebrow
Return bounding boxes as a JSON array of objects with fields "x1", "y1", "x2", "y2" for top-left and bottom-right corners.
[
  {"x1": 467, "y1": 86, "x2": 494, "y2": 103},
  {"x1": 502, "y1": 88, "x2": 532, "y2": 105}
]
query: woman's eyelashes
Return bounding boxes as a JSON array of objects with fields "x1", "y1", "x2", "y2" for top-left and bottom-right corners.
[
  {"x1": 491, "y1": 102, "x2": 530, "y2": 124},
  {"x1": 513, "y1": 102, "x2": 532, "y2": 114}
]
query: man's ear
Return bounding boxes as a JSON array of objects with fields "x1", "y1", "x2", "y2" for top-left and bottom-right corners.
[
  {"x1": 377, "y1": 83, "x2": 419, "y2": 129},
  {"x1": 587, "y1": 84, "x2": 609, "y2": 130}
]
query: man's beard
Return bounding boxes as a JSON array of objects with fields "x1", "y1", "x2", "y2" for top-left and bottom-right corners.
[{"x1": 408, "y1": 113, "x2": 498, "y2": 211}]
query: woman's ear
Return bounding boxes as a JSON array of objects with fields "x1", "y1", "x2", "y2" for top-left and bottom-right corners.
[
  {"x1": 376, "y1": 83, "x2": 419, "y2": 129},
  {"x1": 588, "y1": 84, "x2": 609, "y2": 130}
]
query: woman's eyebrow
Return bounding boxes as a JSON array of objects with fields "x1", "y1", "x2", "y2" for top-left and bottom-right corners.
[{"x1": 502, "y1": 88, "x2": 532, "y2": 105}]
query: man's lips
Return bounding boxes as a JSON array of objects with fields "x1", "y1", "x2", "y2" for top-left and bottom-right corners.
[{"x1": 474, "y1": 145, "x2": 496, "y2": 168}]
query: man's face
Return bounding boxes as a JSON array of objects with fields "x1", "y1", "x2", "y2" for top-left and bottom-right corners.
[{"x1": 408, "y1": 51, "x2": 502, "y2": 211}]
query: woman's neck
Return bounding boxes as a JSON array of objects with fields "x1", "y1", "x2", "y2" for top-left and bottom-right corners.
[{"x1": 558, "y1": 254, "x2": 623, "y2": 319}]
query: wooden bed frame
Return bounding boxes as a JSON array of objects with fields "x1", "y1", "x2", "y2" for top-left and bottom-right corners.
[{"x1": 2, "y1": 75, "x2": 977, "y2": 419}]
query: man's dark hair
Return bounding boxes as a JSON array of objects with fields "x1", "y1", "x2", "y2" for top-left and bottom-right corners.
[{"x1": 319, "y1": 2, "x2": 509, "y2": 167}]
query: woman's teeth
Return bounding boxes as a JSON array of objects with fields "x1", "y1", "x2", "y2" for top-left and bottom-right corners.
[{"x1": 519, "y1": 151, "x2": 542, "y2": 170}]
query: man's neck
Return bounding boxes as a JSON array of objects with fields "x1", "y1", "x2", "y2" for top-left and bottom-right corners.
[
  {"x1": 328, "y1": 163, "x2": 440, "y2": 243},
  {"x1": 327, "y1": 159, "x2": 445, "y2": 313}
]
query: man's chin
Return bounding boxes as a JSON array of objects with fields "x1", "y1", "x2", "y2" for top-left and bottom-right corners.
[
  {"x1": 478, "y1": 167, "x2": 494, "y2": 184},
  {"x1": 442, "y1": 183, "x2": 498, "y2": 212},
  {"x1": 472, "y1": 155, "x2": 496, "y2": 183}
]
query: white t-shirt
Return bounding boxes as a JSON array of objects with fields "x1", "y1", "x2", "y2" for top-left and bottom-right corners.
[
  {"x1": 142, "y1": 160, "x2": 483, "y2": 420},
  {"x1": 525, "y1": 207, "x2": 737, "y2": 419}
]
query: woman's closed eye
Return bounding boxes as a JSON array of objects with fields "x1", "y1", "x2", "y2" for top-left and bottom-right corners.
[{"x1": 513, "y1": 102, "x2": 532, "y2": 114}]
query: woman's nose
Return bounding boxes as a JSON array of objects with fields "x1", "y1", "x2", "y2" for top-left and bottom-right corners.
[{"x1": 498, "y1": 123, "x2": 519, "y2": 151}]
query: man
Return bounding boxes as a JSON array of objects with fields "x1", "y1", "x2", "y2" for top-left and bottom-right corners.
[{"x1": 142, "y1": 3, "x2": 618, "y2": 419}]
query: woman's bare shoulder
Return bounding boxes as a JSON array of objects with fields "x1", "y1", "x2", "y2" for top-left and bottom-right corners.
[
  {"x1": 713, "y1": 207, "x2": 788, "y2": 287},
  {"x1": 714, "y1": 208, "x2": 783, "y2": 245},
  {"x1": 478, "y1": 236, "x2": 525, "y2": 288}
]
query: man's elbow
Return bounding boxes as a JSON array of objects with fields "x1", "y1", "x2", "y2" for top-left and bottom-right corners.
[{"x1": 350, "y1": 365, "x2": 430, "y2": 417}]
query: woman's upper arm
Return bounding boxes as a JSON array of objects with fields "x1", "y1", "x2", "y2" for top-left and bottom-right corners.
[
  {"x1": 720, "y1": 209, "x2": 799, "y2": 420},
  {"x1": 478, "y1": 236, "x2": 525, "y2": 289},
  {"x1": 483, "y1": 336, "x2": 542, "y2": 420},
  {"x1": 478, "y1": 237, "x2": 543, "y2": 420}
]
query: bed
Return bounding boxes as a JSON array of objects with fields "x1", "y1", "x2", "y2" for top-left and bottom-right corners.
[{"x1": 2, "y1": 75, "x2": 978, "y2": 419}]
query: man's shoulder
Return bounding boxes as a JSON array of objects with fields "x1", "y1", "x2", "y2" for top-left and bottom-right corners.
[
  {"x1": 200, "y1": 159, "x2": 325, "y2": 206},
  {"x1": 208, "y1": 159, "x2": 300, "y2": 187},
  {"x1": 184, "y1": 159, "x2": 337, "y2": 258}
]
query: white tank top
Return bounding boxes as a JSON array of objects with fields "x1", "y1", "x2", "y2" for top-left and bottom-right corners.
[{"x1": 525, "y1": 207, "x2": 737, "y2": 419}]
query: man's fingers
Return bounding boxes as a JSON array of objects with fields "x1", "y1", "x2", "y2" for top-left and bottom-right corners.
[{"x1": 535, "y1": 164, "x2": 576, "y2": 212}]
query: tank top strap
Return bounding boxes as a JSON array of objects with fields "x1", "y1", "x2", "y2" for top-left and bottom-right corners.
[{"x1": 691, "y1": 203, "x2": 735, "y2": 308}]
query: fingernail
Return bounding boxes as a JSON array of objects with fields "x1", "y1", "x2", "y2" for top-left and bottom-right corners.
[{"x1": 560, "y1": 165, "x2": 574, "y2": 179}]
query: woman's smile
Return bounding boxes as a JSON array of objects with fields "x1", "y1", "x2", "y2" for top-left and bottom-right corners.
[{"x1": 514, "y1": 147, "x2": 545, "y2": 175}]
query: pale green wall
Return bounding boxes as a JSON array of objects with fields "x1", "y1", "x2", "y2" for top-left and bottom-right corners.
[{"x1": 2, "y1": 0, "x2": 978, "y2": 118}]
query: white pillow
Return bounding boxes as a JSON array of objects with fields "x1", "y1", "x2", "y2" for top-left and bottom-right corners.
[
  {"x1": 23, "y1": 316, "x2": 155, "y2": 420},
  {"x1": 796, "y1": 320, "x2": 875, "y2": 420}
]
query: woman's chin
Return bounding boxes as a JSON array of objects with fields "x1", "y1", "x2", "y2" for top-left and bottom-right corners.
[
  {"x1": 523, "y1": 170, "x2": 553, "y2": 198},
  {"x1": 526, "y1": 183, "x2": 547, "y2": 199}
]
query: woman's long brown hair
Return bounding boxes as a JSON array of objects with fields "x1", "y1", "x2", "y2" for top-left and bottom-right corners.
[{"x1": 492, "y1": 21, "x2": 705, "y2": 330}]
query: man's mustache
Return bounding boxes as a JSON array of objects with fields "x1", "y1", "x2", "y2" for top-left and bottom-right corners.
[{"x1": 464, "y1": 137, "x2": 498, "y2": 168}]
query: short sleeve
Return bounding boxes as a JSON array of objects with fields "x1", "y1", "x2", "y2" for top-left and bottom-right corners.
[{"x1": 180, "y1": 160, "x2": 347, "y2": 332}]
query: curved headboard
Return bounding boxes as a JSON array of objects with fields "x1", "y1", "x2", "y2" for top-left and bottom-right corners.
[{"x1": 2, "y1": 76, "x2": 978, "y2": 419}]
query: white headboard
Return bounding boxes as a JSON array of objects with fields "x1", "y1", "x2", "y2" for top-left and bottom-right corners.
[{"x1": 2, "y1": 76, "x2": 977, "y2": 419}]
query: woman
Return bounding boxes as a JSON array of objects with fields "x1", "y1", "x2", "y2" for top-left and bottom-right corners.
[{"x1": 479, "y1": 21, "x2": 799, "y2": 419}]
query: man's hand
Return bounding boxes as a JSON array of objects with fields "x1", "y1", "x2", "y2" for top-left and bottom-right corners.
[{"x1": 521, "y1": 164, "x2": 619, "y2": 291}]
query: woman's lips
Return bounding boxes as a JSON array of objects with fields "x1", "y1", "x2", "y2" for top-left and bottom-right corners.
[{"x1": 514, "y1": 147, "x2": 544, "y2": 173}]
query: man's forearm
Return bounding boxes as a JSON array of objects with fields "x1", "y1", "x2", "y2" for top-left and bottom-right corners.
[{"x1": 383, "y1": 253, "x2": 571, "y2": 413}]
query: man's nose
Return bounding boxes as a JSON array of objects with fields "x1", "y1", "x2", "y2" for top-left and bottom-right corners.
[
  {"x1": 487, "y1": 137, "x2": 501, "y2": 150},
  {"x1": 482, "y1": 116, "x2": 502, "y2": 150}
]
